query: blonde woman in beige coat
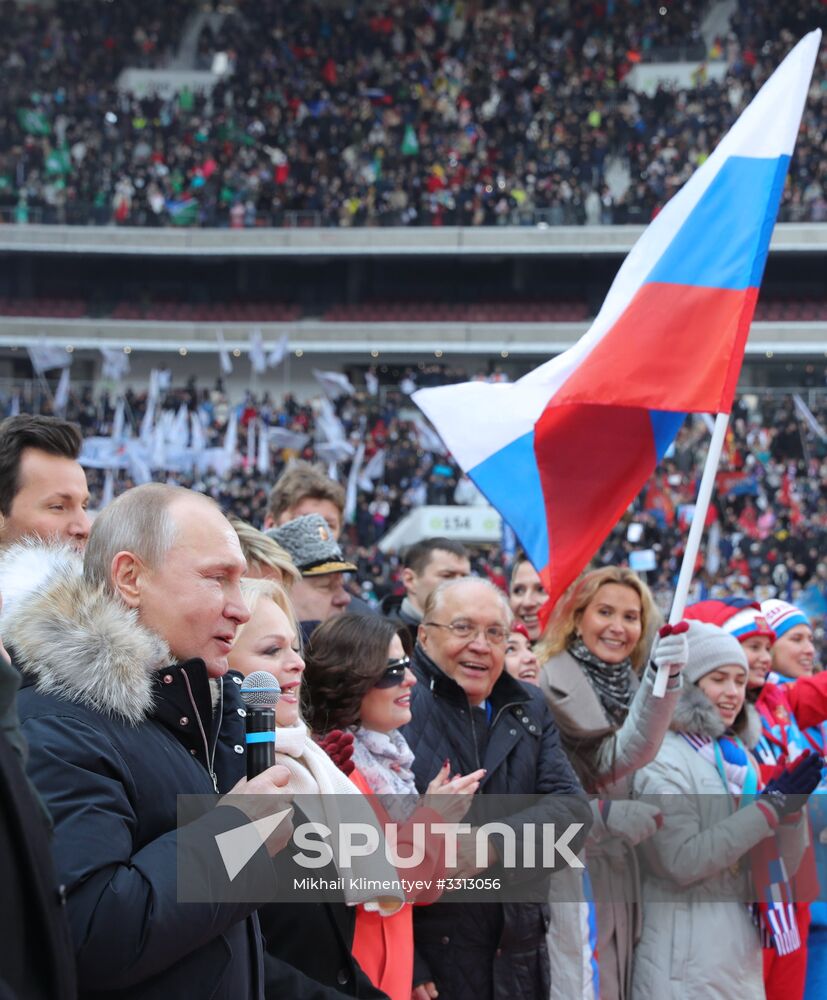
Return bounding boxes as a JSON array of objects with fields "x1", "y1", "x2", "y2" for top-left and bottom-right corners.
[{"x1": 537, "y1": 567, "x2": 688, "y2": 1000}]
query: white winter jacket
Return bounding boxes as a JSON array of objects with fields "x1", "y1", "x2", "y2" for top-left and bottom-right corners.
[{"x1": 631, "y1": 686, "x2": 807, "y2": 1000}]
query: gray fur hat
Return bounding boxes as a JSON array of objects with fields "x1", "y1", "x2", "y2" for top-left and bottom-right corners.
[
  {"x1": 265, "y1": 514, "x2": 356, "y2": 577},
  {"x1": 684, "y1": 620, "x2": 748, "y2": 685}
]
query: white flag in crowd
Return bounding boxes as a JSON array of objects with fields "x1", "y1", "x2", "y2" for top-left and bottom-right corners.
[
  {"x1": 358, "y1": 449, "x2": 385, "y2": 491},
  {"x1": 140, "y1": 397, "x2": 155, "y2": 446},
  {"x1": 267, "y1": 333, "x2": 289, "y2": 369},
  {"x1": 344, "y1": 441, "x2": 366, "y2": 524},
  {"x1": 53, "y1": 366, "x2": 71, "y2": 415},
  {"x1": 249, "y1": 329, "x2": 268, "y2": 374},
  {"x1": 28, "y1": 341, "x2": 71, "y2": 374},
  {"x1": 268, "y1": 427, "x2": 310, "y2": 453},
  {"x1": 257, "y1": 420, "x2": 271, "y2": 475},
  {"x1": 190, "y1": 411, "x2": 206, "y2": 453},
  {"x1": 216, "y1": 330, "x2": 234, "y2": 375},
  {"x1": 316, "y1": 398, "x2": 347, "y2": 444},
  {"x1": 126, "y1": 440, "x2": 152, "y2": 485},
  {"x1": 316, "y1": 440, "x2": 355, "y2": 465},
  {"x1": 411, "y1": 414, "x2": 448, "y2": 456},
  {"x1": 167, "y1": 405, "x2": 189, "y2": 449},
  {"x1": 365, "y1": 371, "x2": 379, "y2": 396},
  {"x1": 147, "y1": 370, "x2": 161, "y2": 407},
  {"x1": 100, "y1": 347, "x2": 130, "y2": 382},
  {"x1": 793, "y1": 393, "x2": 827, "y2": 442},
  {"x1": 223, "y1": 408, "x2": 238, "y2": 459},
  {"x1": 112, "y1": 397, "x2": 126, "y2": 441},
  {"x1": 313, "y1": 369, "x2": 355, "y2": 399},
  {"x1": 101, "y1": 469, "x2": 115, "y2": 510},
  {"x1": 246, "y1": 416, "x2": 256, "y2": 467},
  {"x1": 151, "y1": 422, "x2": 167, "y2": 470},
  {"x1": 78, "y1": 436, "x2": 124, "y2": 470}
]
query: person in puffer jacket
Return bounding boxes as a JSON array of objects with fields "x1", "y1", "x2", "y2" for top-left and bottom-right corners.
[
  {"x1": 686, "y1": 598, "x2": 827, "y2": 1000},
  {"x1": 0, "y1": 485, "x2": 297, "y2": 1000},
  {"x1": 632, "y1": 621, "x2": 818, "y2": 1000}
]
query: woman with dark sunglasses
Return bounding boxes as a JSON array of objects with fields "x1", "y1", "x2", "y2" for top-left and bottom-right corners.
[{"x1": 304, "y1": 614, "x2": 484, "y2": 1000}]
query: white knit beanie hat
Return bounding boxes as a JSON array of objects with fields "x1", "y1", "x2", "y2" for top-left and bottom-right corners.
[{"x1": 684, "y1": 620, "x2": 748, "y2": 685}]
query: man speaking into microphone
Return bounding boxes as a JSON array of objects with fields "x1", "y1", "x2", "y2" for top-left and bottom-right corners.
[{"x1": 0, "y1": 485, "x2": 294, "y2": 999}]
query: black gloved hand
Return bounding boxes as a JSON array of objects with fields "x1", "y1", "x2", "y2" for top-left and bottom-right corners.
[{"x1": 760, "y1": 751, "x2": 823, "y2": 818}]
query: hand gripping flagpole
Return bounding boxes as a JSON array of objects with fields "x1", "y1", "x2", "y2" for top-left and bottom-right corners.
[{"x1": 652, "y1": 411, "x2": 730, "y2": 698}]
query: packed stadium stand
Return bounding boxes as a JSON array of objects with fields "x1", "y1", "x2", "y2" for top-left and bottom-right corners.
[{"x1": 0, "y1": 0, "x2": 824, "y2": 227}]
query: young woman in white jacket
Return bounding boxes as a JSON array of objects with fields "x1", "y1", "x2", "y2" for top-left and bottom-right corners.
[{"x1": 632, "y1": 621, "x2": 821, "y2": 1000}]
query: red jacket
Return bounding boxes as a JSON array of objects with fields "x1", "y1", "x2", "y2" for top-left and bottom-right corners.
[{"x1": 349, "y1": 767, "x2": 445, "y2": 1000}]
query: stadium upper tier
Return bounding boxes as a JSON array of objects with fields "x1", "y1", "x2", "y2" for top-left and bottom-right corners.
[{"x1": 1, "y1": 0, "x2": 823, "y2": 229}]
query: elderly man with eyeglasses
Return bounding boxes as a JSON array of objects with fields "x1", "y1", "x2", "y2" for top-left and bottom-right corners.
[{"x1": 401, "y1": 577, "x2": 591, "y2": 1000}]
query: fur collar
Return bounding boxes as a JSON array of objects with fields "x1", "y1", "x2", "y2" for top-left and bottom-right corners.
[
  {"x1": 0, "y1": 540, "x2": 171, "y2": 725},
  {"x1": 671, "y1": 682, "x2": 762, "y2": 748}
]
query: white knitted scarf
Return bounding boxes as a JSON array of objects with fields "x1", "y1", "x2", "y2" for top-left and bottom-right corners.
[{"x1": 276, "y1": 722, "x2": 403, "y2": 913}]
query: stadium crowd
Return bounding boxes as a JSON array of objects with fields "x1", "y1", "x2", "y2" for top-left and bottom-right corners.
[
  {"x1": 1, "y1": 404, "x2": 826, "y2": 1000},
  {"x1": 0, "y1": 0, "x2": 824, "y2": 226},
  {"x1": 2, "y1": 369, "x2": 826, "y2": 628}
]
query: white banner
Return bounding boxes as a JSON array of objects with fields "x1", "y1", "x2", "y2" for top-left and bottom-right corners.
[
  {"x1": 100, "y1": 347, "x2": 130, "y2": 382},
  {"x1": 53, "y1": 366, "x2": 71, "y2": 414},
  {"x1": 249, "y1": 329, "x2": 267, "y2": 374},
  {"x1": 216, "y1": 330, "x2": 233, "y2": 375},
  {"x1": 313, "y1": 369, "x2": 355, "y2": 399},
  {"x1": 267, "y1": 332, "x2": 289, "y2": 369},
  {"x1": 256, "y1": 420, "x2": 271, "y2": 475},
  {"x1": 268, "y1": 427, "x2": 311, "y2": 453},
  {"x1": 793, "y1": 393, "x2": 827, "y2": 442},
  {"x1": 28, "y1": 342, "x2": 71, "y2": 374}
]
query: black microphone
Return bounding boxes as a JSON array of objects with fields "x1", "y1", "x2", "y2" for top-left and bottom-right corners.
[{"x1": 240, "y1": 671, "x2": 281, "y2": 780}]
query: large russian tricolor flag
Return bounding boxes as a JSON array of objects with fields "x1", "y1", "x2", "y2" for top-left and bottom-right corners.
[{"x1": 413, "y1": 31, "x2": 821, "y2": 610}]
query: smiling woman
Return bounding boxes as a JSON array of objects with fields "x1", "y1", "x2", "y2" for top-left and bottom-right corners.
[
  {"x1": 303, "y1": 613, "x2": 484, "y2": 1000},
  {"x1": 228, "y1": 579, "x2": 304, "y2": 727},
  {"x1": 224, "y1": 577, "x2": 410, "y2": 998},
  {"x1": 508, "y1": 554, "x2": 548, "y2": 642},
  {"x1": 535, "y1": 565, "x2": 680, "y2": 1000}
]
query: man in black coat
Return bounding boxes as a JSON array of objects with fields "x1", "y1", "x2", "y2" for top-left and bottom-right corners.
[
  {"x1": 0, "y1": 631, "x2": 76, "y2": 1000},
  {"x1": 0, "y1": 484, "x2": 296, "y2": 1000},
  {"x1": 401, "y1": 577, "x2": 591, "y2": 1000}
]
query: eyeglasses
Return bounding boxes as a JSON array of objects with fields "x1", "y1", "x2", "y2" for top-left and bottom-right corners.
[
  {"x1": 374, "y1": 656, "x2": 411, "y2": 689},
  {"x1": 423, "y1": 621, "x2": 508, "y2": 645}
]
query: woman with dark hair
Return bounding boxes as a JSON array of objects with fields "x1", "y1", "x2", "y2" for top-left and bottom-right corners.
[{"x1": 304, "y1": 614, "x2": 484, "y2": 1000}]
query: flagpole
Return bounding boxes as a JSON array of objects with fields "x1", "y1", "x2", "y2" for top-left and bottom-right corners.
[
  {"x1": 792, "y1": 403, "x2": 813, "y2": 466},
  {"x1": 652, "y1": 410, "x2": 730, "y2": 697}
]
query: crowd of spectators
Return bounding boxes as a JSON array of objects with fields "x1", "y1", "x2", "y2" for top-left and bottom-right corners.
[
  {"x1": 0, "y1": 0, "x2": 824, "y2": 227},
  {"x1": 3, "y1": 367, "x2": 825, "y2": 631}
]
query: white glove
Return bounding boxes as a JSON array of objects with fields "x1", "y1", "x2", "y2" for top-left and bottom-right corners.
[
  {"x1": 590, "y1": 800, "x2": 663, "y2": 846},
  {"x1": 651, "y1": 622, "x2": 690, "y2": 677}
]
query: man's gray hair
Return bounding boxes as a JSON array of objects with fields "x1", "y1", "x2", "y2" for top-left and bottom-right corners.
[
  {"x1": 84, "y1": 484, "x2": 218, "y2": 593},
  {"x1": 424, "y1": 576, "x2": 511, "y2": 624}
]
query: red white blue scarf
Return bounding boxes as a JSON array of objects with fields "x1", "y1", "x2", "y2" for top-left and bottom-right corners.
[{"x1": 682, "y1": 731, "x2": 801, "y2": 955}]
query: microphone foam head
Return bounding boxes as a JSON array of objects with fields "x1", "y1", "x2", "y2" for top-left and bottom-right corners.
[{"x1": 240, "y1": 671, "x2": 281, "y2": 709}]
